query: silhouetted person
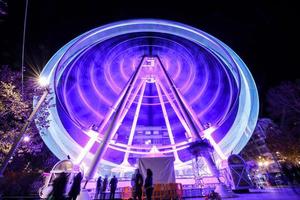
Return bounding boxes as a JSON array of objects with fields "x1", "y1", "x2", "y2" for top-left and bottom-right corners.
[
  {"x1": 282, "y1": 162, "x2": 294, "y2": 185},
  {"x1": 207, "y1": 190, "x2": 221, "y2": 200},
  {"x1": 291, "y1": 164, "x2": 300, "y2": 184},
  {"x1": 134, "y1": 169, "x2": 143, "y2": 200},
  {"x1": 109, "y1": 176, "x2": 118, "y2": 200},
  {"x1": 49, "y1": 172, "x2": 68, "y2": 200},
  {"x1": 144, "y1": 169, "x2": 153, "y2": 200},
  {"x1": 101, "y1": 175, "x2": 108, "y2": 200},
  {"x1": 295, "y1": 165, "x2": 300, "y2": 183},
  {"x1": 94, "y1": 176, "x2": 102, "y2": 199},
  {"x1": 68, "y1": 172, "x2": 83, "y2": 200},
  {"x1": 131, "y1": 171, "x2": 136, "y2": 198}
]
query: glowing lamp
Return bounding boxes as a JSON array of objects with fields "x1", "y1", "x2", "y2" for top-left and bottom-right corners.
[
  {"x1": 23, "y1": 135, "x2": 30, "y2": 142},
  {"x1": 38, "y1": 76, "x2": 49, "y2": 87}
]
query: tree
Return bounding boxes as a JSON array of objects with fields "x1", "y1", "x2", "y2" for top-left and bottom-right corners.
[
  {"x1": 0, "y1": 65, "x2": 58, "y2": 195},
  {"x1": 266, "y1": 80, "x2": 300, "y2": 163},
  {"x1": 266, "y1": 80, "x2": 300, "y2": 129},
  {"x1": 0, "y1": 0, "x2": 8, "y2": 17}
]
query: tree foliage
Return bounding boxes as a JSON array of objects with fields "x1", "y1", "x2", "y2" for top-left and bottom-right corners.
[
  {"x1": 266, "y1": 80, "x2": 300, "y2": 129},
  {"x1": 241, "y1": 80, "x2": 300, "y2": 164},
  {"x1": 0, "y1": 66, "x2": 58, "y2": 195},
  {"x1": 265, "y1": 80, "x2": 300, "y2": 163}
]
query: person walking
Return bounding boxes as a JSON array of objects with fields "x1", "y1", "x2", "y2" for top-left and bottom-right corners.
[
  {"x1": 94, "y1": 176, "x2": 102, "y2": 199},
  {"x1": 100, "y1": 175, "x2": 108, "y2": 200},
  {"x1": 134, "y1": 169, "x2": 143, "y2": 200},
  {"x1": 109, "y1": 175, "x2": 118, "y2": 200},
  {"x1": 68, "y1": 172, "x2": 83, "y2": 200},
  {"x1": 144, "y1": 169, "x2": 153, "y2": 200},
  {"x1": 48, "y1": 172, "x2": 68, "y2": 200}
]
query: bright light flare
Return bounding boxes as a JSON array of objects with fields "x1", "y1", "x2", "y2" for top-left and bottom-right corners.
[
  {"x1": 75, "y1": 129, "x2": 99, "y2": 164},
  {"x1": 38, "y1": 76, "x2": 49, "y2": 87},
  {"x1": 203, "y1": 126, "x2": 227, "y2": 160}
]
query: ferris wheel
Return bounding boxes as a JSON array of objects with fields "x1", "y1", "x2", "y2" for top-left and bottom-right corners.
[{"x1": 37, "y1": 19, "x2": 259, "y2": 178}]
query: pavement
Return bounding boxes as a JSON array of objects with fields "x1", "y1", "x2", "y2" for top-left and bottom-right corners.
[
  {"x1": 1, "y1": 186, "x2": 300, "y2": 199},
  {"x1": 184, "y1": 186, "x2": 300, "y2": 200}
]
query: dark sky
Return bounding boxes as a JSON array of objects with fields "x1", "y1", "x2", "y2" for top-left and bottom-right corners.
[{"x1": 0, "y1": 0, "x2": 299, "y2": 116}]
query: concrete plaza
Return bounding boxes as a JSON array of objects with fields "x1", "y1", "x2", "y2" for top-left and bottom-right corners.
[{"x1": 186, "y1": 186, "x2": 300, "y2": 200}]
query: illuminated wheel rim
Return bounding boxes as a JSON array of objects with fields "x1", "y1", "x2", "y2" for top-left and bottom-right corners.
[{"x1": 37, "y1": 19, "x2": 259, "y2": 171}]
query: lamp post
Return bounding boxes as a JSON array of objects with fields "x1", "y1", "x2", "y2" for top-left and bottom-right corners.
[{"x1": 0, "y1": 76, "x2": 49, "y2": 177}]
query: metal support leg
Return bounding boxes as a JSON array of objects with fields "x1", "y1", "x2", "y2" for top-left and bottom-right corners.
[
  {"x1": 156, "y1": 56, "x2": 202, "y2": 139},
  {"x1": 106, "y1": 79, "x2": 145, "y2": 144},
  {"x1": 75, "y1": 79, "x2": 145, "y2": 165},
  {"x1": 122, "y1": 81, "x2": 146, "y2": 165},
  {"x1": 156, "y1": 79, "x2": 193, "y2": 139},
  {"x1": 85, "y1": 57, "x2": 145, "y2": 181},
  {"x1": 157, "y1": 56, "x2": 226, "y2": 159},
  {"x1": 155, "y1": 81, "x2": 181, "y2": 164}
]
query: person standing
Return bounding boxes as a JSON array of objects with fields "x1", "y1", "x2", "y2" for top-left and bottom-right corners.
[
  {"x1": 68, "y1": 172, "x2": 83, "y2": 200},
  {"x1": 131, "y1": 171, "x2": 136, "y2": 199},
  {"x1": 94, "y1": 176, "x2": 102, "y2": 199},
  {"x1": 101, "y1": 175, "x2": 108, "y2": 200},
  {"x1": 109, "y1": 175, "x2": 118, "y2": 200},
  {"x1": 144, "y1": 169, "x2": 153, "y2": 200},
  {"x1": 134, "y1": 169, "x2": 143, "y2": 200}
]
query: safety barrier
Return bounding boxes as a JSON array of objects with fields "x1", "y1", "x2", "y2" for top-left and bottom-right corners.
[{"x1": 120, "y1": 183, "x2": 183, "y2": 200}]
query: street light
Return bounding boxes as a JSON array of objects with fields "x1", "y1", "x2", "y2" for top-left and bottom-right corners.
[
  {"x1": 263, "y1": 161, "x2": 269, "y2": 167},
  {"x1": 38, "y1": 76, "x2": 49, "y2": 87},
  {"x1": 23, "y1": 135, "x2": 30, "y2": 142}
]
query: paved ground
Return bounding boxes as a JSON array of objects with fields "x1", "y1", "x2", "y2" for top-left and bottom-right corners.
[
  {"x1": 1, "y1": 186, "x2": 300, "y2": 199},
  {"x1": 184, "y1": 186, "x2": 300, "y2": 200}
]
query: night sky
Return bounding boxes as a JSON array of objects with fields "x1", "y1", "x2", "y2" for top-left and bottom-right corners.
[{"x1": 0, "y1": 0, "x2": 299, "y2": 116}]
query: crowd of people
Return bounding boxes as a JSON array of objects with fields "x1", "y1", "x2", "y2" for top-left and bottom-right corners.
[{"x1": 47, "y1": 168, "x2": 154, "y2": 200}]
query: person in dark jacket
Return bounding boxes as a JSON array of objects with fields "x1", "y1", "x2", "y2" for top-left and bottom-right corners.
[
  {"x1": 94, "y1": 176, "x2": 102, "y2": 199},
  {"x1": 48, "y1": 172, "x2": 68, "y2": 200},
  {"x1": 101, "y1": 175, "x2": 108, "y2": 200},
  {"x1": 144, "y1": 169, "x2": 153, "y2": 200},
  {"x1": 68, "y1": 172, "x2": 83, "y2": 200},
  {"x1": 109, "y1": 176, "x2": 118, "y2": 200},
  {"x1": 134, "y1": 169, "x2": 144, "y2": 200}
]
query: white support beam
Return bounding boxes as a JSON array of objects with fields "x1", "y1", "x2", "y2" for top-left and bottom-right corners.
[
  {"x1": 157, "y1": 56, "x2": 226, "y2": 160},
  {"x1": 108, "y1": 79, "x2": 145, "y2": 143},
  {"x1": 75, "y1": 75, "x2": 145, "y2": 165},
  {"x1": 122, "y1": 81, "x2": 147, "y2": 165},
  {"x1": 156, "y1": 56, "x2": 201, "y2": 139},
  {"x1": 85, "y1": 57, "x2": 145, "y2": 181},
  {"x1": 155, "y1": 81, "x2": 181, "y2": 164},
  {"x1": 156, "y1": 79, "x2": 193, "y2": 139},
  {"x1": 176, "y1": 89, "x2": 205, "y2": 131},
  {"x1": 75, "y1": 130, "x2": 98, "y2": 164}
]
